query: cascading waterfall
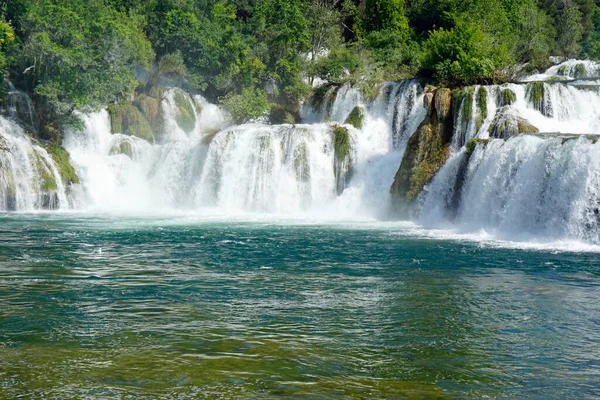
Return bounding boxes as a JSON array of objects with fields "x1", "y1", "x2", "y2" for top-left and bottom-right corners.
[
  {"x1": 7, "y1": 57, "x2": 600, "y2": 244},
  {"x1": 417, "y1": 62, "x2": 600, "y2": 243},
  {"x1": 64, "y1": 84, "x2": 425, "y2": 217},
  {"x1": 0, "y1": 116, "x2": 70, "y2": 211},
  {"x1": 419, "y1": 135, "x2": 600, "y2": 243}
]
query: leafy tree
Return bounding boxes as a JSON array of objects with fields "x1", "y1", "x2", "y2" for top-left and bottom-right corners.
[
  {"x1": 15, "y1": 0, "x2": 153, "y2": 139},
  {"x1": 514, "y1": 1, "x2": 554, "y2": 65},
  {"x1": 422, "y1": 21, "x2": 502, "y2": 84},
  {"x1": 556, "y1": 1, "x2": 584, "y2": 57},
  {"x1": 219, "y1": 86, "x2": 269, "y2": 123},
  {"x1": 0, "y1": 18, "x2": 14, "y2": 98}
]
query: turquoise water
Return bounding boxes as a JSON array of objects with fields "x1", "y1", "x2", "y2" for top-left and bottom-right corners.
[{"x1": 1, "y1": 214, "x2": 599, "y2": 399}]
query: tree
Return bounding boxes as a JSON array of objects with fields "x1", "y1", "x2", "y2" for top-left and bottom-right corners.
[
  {"x1": 0, "y1": 18, "x2": 14, "y2": 97},
  {"x1": 16, "y1": 0, "x2": 153, "y2": 139},
  {"x1": 514, "y1": 1, "x2": 554, "y2": 65},
  {"x1": 422, "y1": 21, "x2": 499, "y2": 84},
  {"x1": 556, "y1": 1, "x2": 584, "y2": 57}
]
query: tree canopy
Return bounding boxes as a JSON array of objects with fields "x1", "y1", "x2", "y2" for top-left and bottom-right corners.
[{"x1": 2, "y1": 0, "x2": 600, "y2": 133}]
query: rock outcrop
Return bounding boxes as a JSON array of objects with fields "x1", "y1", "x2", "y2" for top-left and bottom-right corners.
[{"x1": 390, "y1": 87, "x2": 453, "y2": 216}]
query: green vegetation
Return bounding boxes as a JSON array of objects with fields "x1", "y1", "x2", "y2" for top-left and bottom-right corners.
[
  {"x1": 475, "y1": 87, "x2": 487, "y2": 131},
  {"x1": 345, "y1": 106, "x2": 365, "y2": 129},
  {"x1": 1, "y1": 0, "x2": 600, "y2": 142},
  {"x1": 40, "y1": 169, "x2": 57, "y2": 192},
  {"x1": 465, "y1": 138, "x2": 489, "y2": 155},
  {"x1": 173, "y1": 89, "x2": 196, "y2": 133},
  {"x1": 45, "y1": 144, "x2": 80, "y2": 185},
  {"x1": 333, "y1": 125, "x2": 351, "y2": 162},
  {"x1": 107, "y1": 103, "x2": 154, "y2": 141},
  {"x1": 527, "y1": 82, "x2": 546, "y2": 112},
  {"x1": 220, "y1": 87, "x2": 269, "y2": 124},
  {"x1": 498, "y1": 88, "x2": 517, "y2": 106},
  {"x1": 33, "y1": 150, "x2": 58, "y2": 191},
  {"x1": 574, "y1": 63, "x2": 586, "y2": 78}
]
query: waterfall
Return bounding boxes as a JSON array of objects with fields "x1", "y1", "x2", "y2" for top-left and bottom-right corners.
[
  {"x1": 419, "y1": 136, "x2": 600, "y2": 243},
  {"x1": 416, "y1": 67, "x2": 600, "y2": 244},
  {"x1": 64, "y1": 84, "x2": 426, "y2": 217},
  {"x1": 0, "y1": 116, "x2": 70, "y2": 211},
  {"x1": 524, "y1": 59, "x2": 600, "y2": 81}
]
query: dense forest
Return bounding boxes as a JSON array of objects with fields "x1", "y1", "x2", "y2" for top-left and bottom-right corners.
[{"x1": 1, "y1": 0, "x2": 599, "y2": 138}]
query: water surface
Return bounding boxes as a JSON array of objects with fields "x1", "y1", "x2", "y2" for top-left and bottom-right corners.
[{"x1": 1, "y1": 214, "x2": 599, "y2": 398}]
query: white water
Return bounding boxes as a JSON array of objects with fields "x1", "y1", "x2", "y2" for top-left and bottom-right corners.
[
  {"x1": 0, "y1": 117, "x2": 70, "y2": 211},
  {"x1": 452, "y1": 81, "x2": 600, "y2": 150},
  {"x1": 420, "y1": 135, "x2": 600, "y2": 244},
  {"x1": 524, "y1": 59, "x2": 600, "y2": 81},
  {"x1": 62, "y1": 84, "x2": 425, "y2": 219},
  {"x1": 5, "y1": 72, "x2": 600, "y2": 246}
]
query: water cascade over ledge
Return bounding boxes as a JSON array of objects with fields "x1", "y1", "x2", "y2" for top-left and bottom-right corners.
[{"x1": 2, "y1": 59, "x2": 600, "y2": 244}]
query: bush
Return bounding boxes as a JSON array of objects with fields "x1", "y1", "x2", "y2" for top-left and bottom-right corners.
[
  {"x1": 312, "y1": 47, "x2": 360, "y2": 84},
  {"x1": 421, "y1": 22, "x2": 507, "y2": 85},
  {"x1": 220, "y1": 87, "x2": 269, "y2": 124}
]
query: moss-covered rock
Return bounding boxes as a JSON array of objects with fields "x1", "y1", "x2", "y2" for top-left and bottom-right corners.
[
  {"x1": 452, "y1": 86, "x2": 475, "y2": 123},
  {"x1": 465, "y1": 138, "x2": 489, "y2": 155},
  {"x1": 345, "y1": 106, "x2": 365, "y2": 129},
  {"x1": 391, "y1": 88, "x2": 454, "y2": 216},
  {"x1": 573, "y1": 63, "x2": 586, "y2": 79},
  {"x1": 423, "y1": 92, "x2": 434, "y2": 110},
  {"x1": 333, "y1": 125, "x2": 351, "y2": 162},
  {"x1": 107, "y1": 103, "x2": 154, "y2": 141},
  {"x1": 517, "y1": 119, "x2": 538, "y2": 134},
  {"x1": 497, "y1": 88, "x2": 517, "y2": 107},
  {"x1": 557, "y1": 65, "x2": 567, "y2": 76},
  {"x1": 40, "y1": 169, "x2": 57, "y2": 192},
  {"x1": 332, "y1": 125, "x2": 353, "y2": 195},
  {"x1": 173, "y1": 88, "x2": 196, "y2": 133},
  {"x1": 488, "y1": 107, "x2": 539, "y2": 139},
  {"x1": 526, "y1": 82, "x2": 551, "y2": 116},
  {"x1": 110, "y1": 141, "x2": 133, "y2": 157},
  {"x1": 46, "y1": 144, "x2": 80, "y2": 185},
  {"x1": 134, "y1": 94, "x2": 163, "y2": 136},
  {"x1": 434, "y1": 88, "x2": 452, "y2": 122},
  {"x1": 32, "y1": 150, "x2": 57, "y2": 193},
  {"x1": 475, "y1": 87, "x2": 488, "y2": 131}
]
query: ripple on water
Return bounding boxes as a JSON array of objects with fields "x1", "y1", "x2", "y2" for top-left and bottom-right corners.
[{"x1": 0, "y1": 215, "x2": 599, "y2": 398}]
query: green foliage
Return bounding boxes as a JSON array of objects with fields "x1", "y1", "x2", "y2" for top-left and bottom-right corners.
[
  {"x1": 421, "y1": 22, "x2": 503, "y2": 85},
  {"x1": 4, "y1": 0, "x2": 600, "y2": 140},
  {"x1": 312, "y1": 46, "x2": 360, "y2": 84},
  {"x1": 14, "y1": 0, "x2": 153, "y2": 138},
  {"x1": 220, "y1": 87, "x2": 269, "y2": 123},
  {"x1": 107, "y1": 102, "x2": 154, "y2": 141},
  {"x1": 0, "y1": 19, "x2": 15, "y2": 98},
  {"x1": 46, "y1": 144, "x2": 80, "y2": 185},
  {"x1": 345, "y1": 106, "x2": 365, "y2": 129},
  {"x1": 556, "y1": 2, "x2": 583, "y2": 58},
  {"x1": 173, "y1": 89, "x2": 196, "y2": 133},
  {"x1": 498, "y1": 88, "x2": 517, "y2": 107},
  {"x1": 333, "y1": 125, "x2": 351, "y2": 162}
]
